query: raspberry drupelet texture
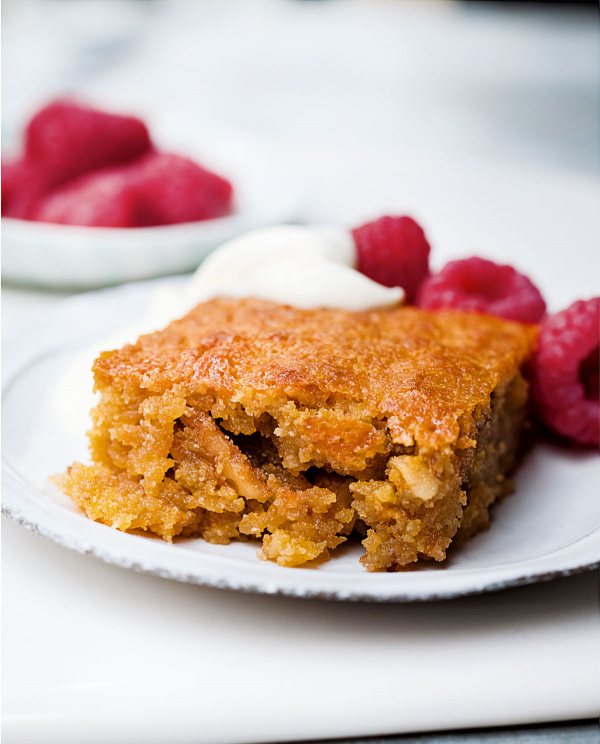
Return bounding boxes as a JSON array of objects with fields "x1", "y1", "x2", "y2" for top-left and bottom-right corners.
[
  {"x1": 133, "y1": 152, "x2": 234, "y2": 224},
  {"x1": 417, "y1": 256, "x2": 546, "y2": 324},
  {"x1": 532, "y1": 297, "x2": 599, "y2": 446},
  {"x1": 1, "y1": 159, "x2": 47, "y2": 219},
  {"x1": 352, "y1": 216, "x2": 431, "y2": 303},
  {"x1": 3, "y1": 100, "x2": 234, "y2": 226},
  {"x1": 33, "y1": 152, "x2": 234, "y2": 227},
  {"x1": 2, "y1": 99, "x2": 151, "y2": 220},
  {"x1": 24, "y1": 99, "x2": 152, "y2": 190},
  {"x1": 32, "y1": 167, "x2": 139, "y2": 227}
]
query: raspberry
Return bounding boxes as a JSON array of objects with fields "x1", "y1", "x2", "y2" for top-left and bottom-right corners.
[
  {"x1": 417, "y1": 256, "x2": 546, "y2": 323},
  {"x1": 3, "y1": 101, "x2": 233, "y2": 226},
  {"x1": 32, "y1": 152, "x2": 234, "y2": 227},
  {"x1": 25, "y1": 99, "x2": 151, "y2": 190},
  {"x1": 352, "y1": 216, "x2": 431, "y2": 303},
  {"x1": 32, "y1": 167, "x2": 139, "y2": 227},
  {"x1": 1, "y1": 158, "x2": 48, "y2": 219},
  {"x1": 532, "y1": 297, "x2": 599, "y2": 446},
  {"x1": 133, "y1": 152, "x2": 234, "y2": 225},
  {"x1": 2, "y1": 159, "x2": 21, "y2": 212}
]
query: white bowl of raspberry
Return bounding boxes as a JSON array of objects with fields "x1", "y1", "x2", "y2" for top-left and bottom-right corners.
[{"x1": 1, "y1": 100, "x2": 304, "y2": 289}]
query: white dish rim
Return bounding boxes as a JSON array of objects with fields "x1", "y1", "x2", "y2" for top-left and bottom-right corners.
[{"x1": 1, "y1": 121, "x2": 306, "y2": 288}]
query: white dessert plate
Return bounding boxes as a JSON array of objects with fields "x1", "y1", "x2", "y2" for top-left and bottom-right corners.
[
  {"x1": 1, "y1": 122, "x2": 304, "y2": 289},
  {"x1": 3, "y1": 277, "x2": 599, "y2": 602}
]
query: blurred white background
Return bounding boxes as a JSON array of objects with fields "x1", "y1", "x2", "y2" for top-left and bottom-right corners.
[
  {"x1": 3, "y1": 0, "x2": 598, "y2": 174},
  {"x1": 2, "y1": 0, "x2": 598, "y2": 308}
]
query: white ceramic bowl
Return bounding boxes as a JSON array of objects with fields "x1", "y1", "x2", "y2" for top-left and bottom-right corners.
[{"x1": 2, "y1": 123, "x2": 304, "y2": 289}]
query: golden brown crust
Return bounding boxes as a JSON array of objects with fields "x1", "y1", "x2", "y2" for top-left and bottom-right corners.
[
  {"x1": 60, "y1": 299, "x2": 537, "y2": 570},
  {"x1": 95, "y1": 299, "x2": 536, "y2": 450}
]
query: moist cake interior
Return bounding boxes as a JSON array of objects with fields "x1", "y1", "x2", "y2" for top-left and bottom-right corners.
[{"x1": 59, "y1": 299, "x2": 536, "y2": 571}]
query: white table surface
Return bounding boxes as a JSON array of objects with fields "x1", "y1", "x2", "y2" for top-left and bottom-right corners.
[
  {"x1": 2, "y1": 2, "x2": 599, "y2": 742},
  {"x1": 2, "y1": 519, "x2": 599, "y2": 744}
]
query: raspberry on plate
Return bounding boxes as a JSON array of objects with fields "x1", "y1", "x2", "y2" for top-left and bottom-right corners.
[
  {"x1": 32, "y1": 167, "x2": 139, "y2": 227},
  {"x1": 417, "y1": 256, "x2": 546, "y2": 324},
  {"x1": 133, "y1": 152, "x2": 234, "y2": 225},
  {"x1": 352, "y1": 216, "x2": 431, "y2": 303},
  {"x1": 532, "y1": 297, "x2": 599, "y2": 446},
  {"x1": 25, "y1": 99, "x2": 151, "y2": 190}
]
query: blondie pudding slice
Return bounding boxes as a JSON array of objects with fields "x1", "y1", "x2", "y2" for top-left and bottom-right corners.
[{"x1": 59, "y1": 299, "x2": 536, "y2": 571}]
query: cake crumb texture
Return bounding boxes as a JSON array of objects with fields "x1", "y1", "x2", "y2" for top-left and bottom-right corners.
[{"x1": 60, "y1": 299, "x2": 536, "y2": 570}]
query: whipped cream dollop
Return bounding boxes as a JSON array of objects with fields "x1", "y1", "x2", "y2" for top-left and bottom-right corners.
[{"x1": 178, "y1": 225, "x2": 404, "y2": 314}]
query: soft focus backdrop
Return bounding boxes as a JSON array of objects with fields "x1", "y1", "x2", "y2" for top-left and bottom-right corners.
[
  {"x1": 2, "y1": 0, "x2": 598, "y2": 308},
  {"x1": 2, "y1": 3, "x2": 599, "y2": 744},
  {"x1": 3, "y1": 0, "x2": 598, "y2": 174}
]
